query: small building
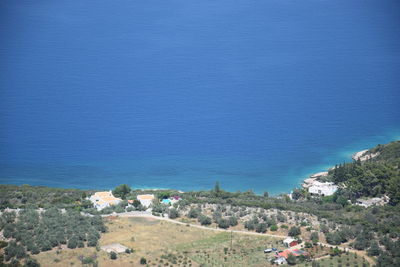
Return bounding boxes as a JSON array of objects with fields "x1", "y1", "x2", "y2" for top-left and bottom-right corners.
[
  {"x1": 89, "y1": 191, "x2": 122, "y2": 211},
  {"x1": 101, "y1": 243, "x2": 129, "y2": 253},
  {"x1": 356, "y1": 197, "x2": 386, "y2": 208},
  {"x1": 308, "y1": 181, "x2": 338, "y2": 196},
  {"x1": 283, "y1": 237, "x2": 298, "y2": 248},
  {"x1": 137, "y1": 194, "x2": 155, "y2": 208}
]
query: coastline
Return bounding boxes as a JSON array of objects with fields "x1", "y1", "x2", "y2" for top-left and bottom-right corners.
[{"x1": 1, "y1": 133, "x2": 399, "y2": 196}]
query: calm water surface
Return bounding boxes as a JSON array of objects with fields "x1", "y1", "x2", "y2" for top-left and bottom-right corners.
[{"x1": 0, "y1": 0, "x2": 399, "y2": 194}]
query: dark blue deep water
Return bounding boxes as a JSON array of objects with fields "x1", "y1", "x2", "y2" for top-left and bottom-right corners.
[{"x1": 1, "y1": 0, "x2": 399, "y2": 194}]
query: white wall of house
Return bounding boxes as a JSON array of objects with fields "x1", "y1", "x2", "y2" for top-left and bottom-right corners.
[{"x1": 308, "y1": 182, "x2": 338, "y2": 196}]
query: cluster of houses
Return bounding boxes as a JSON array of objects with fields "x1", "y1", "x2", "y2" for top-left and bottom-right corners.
[
  {"x1": 269, "y1": 237, "x2": 309, "y2": 265},
  {"x1": 88, "y1": 191, "x2": 182, "y2": 211}
]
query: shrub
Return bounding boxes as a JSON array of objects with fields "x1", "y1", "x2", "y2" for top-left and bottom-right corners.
[
  {"x1": 228, "y1": 216, "x2": 238, "y2": 226},
  {"x1": 67, "y1": 236, "x2": 78, "y2": 249},
  {"x1": 110, "y1": 251, "x2": 117, "y2": 260},
  {"x1": 188, "y1": 208, "x2": 199, "y2": 218},
  {"x1": 198, "y1": 215, "x2": 212, "y2": 226},
  {"x1": 168, "y1": 208, "x2": 179, "y2": 219},
  {"x1": 288, "y1": 226, "x2": 301, "y2": 237},
  {"x1": 140, "y1": 257, "x2": 147, "y2": 264},
  {"x1": 255, "y1": 223, "x2": 267, "y2": 233},
  {"x1": 217, "y1": 218, "x2": 230, "y2": 229}
]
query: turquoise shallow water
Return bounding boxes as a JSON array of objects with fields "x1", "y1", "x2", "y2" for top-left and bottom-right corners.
[{"x1": 0, "y1": 0, "x2": 399, "y2": 194}]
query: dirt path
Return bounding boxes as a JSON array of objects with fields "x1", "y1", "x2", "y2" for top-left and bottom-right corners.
[{"x1": 116, "y1": 212, "x2": 286, "y2": 239}]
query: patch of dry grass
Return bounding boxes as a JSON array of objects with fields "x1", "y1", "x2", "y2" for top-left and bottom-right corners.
[{"x1": 34, "y1": 216, "x2": 284, "y2": 267}]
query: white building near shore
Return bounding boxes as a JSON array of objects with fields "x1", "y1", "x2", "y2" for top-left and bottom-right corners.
[
  {"x1": 308, "y1": 181, "x2": 338, "y2": 196},
  {"x1": 89, "y1": 191, "x2": 122, "y2": 211},
  {"x1": 137, "y1": 194, "x2": 155, "y2": 208}
]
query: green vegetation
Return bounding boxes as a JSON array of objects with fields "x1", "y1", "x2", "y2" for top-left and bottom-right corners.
[
  {"x1": 0, "y1": 140, "x2": 399, "y2": 266},
  {"x1": 0, "y1": 208, "x2": 106, "y2": 265},
  {"x1": 0, "y1": 184, "x2": 94, "y2": 210},
  {"x1": 328, "y1": 141, "x2": 400, "y2": 203},
  {"x1": 112, "y1": 184, "x2": 131, "y2": 199}
]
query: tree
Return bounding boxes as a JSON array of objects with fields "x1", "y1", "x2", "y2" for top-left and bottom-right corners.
[
  {"x1": 277, "y1": 212, "x2": 286, "y2": 222},
  {"x1": 140, "y1": 257, "x2": 147, "y2": 265},
  {"x1": 270, "y1": 225, "x2": 278, "y2": 231},
  {"x1": 25, "y1": 258, "x2": 40, "y2": 267},
  {"x1": 130, "y1": 199, "x2": 141, "y2": 208},
  {"x1": 87, "y1": 232, "x2": 99, "y2": 247},
  {"x1": 168, "y1": 208, "x2": 179, "y2": 219},
  {"x1": 353, "y1": 235, "x2": 369, "y2": 250},
  {"x1": 110, "y1": 251, "x2": 117, "y2": 260},
  {"x1": 388, "y1": 175, "x2": 400, "y2": 206},
  {"x1": 263, "y1": 191, "x2": 269, "y2": 198},
  {"x1": 5, "y1": 241, "x2": 26, "y2": 260},
  {"x1": 212, "y1": 211, "x2": 222, "y2": 223},
  {"x1": 2, "y1": 211, "x2": 16, "y2": 223},
  {"x1": 255, "y1": 223, "x2": 267, "y2": 233},
  {"x1": 310, "y1": 232, "x2": 319, "y2": 244},
  {"x1": 3, "y1": 223, "x2": 15, "y2": 238},
  {"x1": 188, "y1": 208, "x2": 199, "y2": 218},
  {"x1": 292, "y1": 189, "x2": 303, "y2": 200},
  {"x1": 228, "y1": 216, "x2": 238, "y2": 226},
  {"x1": 368, "y1": 241, "x2": 381, "y2": 256},
  {"x1": 157, "y1": 191, "x2": 171, "y2": 200},
  {"x1": 329, "y1": 246, "x2": 341, "y2": 256},
  {"x1": 214, "y1": 181, "x2": 221, "y2": 194},
  {"x1": 198, "y1": 215, "x2": 212, "y2": 226},
  {"x1": 287, "y1": 253, "x2": 297, "y2": 265},
  {"x1": 288, "y1": 226, "x2": 301, "y2": 237},
  {"x1": 67, "y1": 236, "x2": 78, "y2": 249},
  {"x1": 217, "y1": 218, "x2": 230, "y2": 229},
  {"x1": 304, "y1": 242, "x2": 313, "y2": 248},
  {"x1": 112, "y1": 184, "x2": 131, "y2": 199}
]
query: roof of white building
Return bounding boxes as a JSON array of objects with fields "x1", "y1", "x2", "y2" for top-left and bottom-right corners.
[{"x1": 283, "y1": 237, "x2": 296, "y2": 244}]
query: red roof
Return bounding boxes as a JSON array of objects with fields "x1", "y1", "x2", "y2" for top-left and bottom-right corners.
[{"x1": 278, "y1": 249, "x2": 309, "y2": 259}]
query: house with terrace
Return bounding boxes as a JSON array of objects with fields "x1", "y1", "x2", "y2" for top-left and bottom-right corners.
[
  {"x1": 89, "y1": 191, "x2": 122, "y2": 211},
  {"x1": 137, "y1": 194, "x2": 155, "y2": 208}
]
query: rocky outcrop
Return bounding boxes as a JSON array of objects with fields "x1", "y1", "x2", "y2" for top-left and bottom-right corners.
[{"x1": 352, "y1": 149, "x2": 379, "y2": 162}]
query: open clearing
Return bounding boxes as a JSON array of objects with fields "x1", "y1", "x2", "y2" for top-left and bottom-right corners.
[
  {"x1": 33, "y1": 216, "x2": 371, "y2": 267},
  {"x1": 34, "y1": 216, "x2": 284, "y2": 266}
]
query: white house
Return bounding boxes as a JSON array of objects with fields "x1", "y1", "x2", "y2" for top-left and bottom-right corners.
[
  {"x1": 137, "y1": 194, "x2": 155, "y2": 208},
  {"x1": 89, "y1": 191, "x2": 122, "y2": 211},
  {"x1": 356, "y1": 197, "x2": 387, "y2": 208},
  {"x1": 308, "y1": 181, "x2": 338, "y2": 196}
]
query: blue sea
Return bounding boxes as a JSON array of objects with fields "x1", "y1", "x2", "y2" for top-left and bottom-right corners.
[{"x1": 0, "y1": 0, "x2": 399, "y2": 195}]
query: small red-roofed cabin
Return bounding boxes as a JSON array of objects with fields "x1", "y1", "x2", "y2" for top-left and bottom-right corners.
[{"x1": 283, "y1": 237, "x2": 298, "y2": 247}]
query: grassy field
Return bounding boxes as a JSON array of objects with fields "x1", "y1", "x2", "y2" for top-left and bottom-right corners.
[
  {"x1": 33, "y1": 216, "x2": 284, "y2": 266},
  {"x1": 297, "y1": 252, "x2": 370, "y2": 267},
  {"x1": 33, "y1": 216, "x2": 371, "y2": 267}
]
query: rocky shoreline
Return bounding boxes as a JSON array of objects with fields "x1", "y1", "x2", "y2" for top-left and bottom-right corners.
[{"x1": 300, "y1": 147, "x2": 379, "y2": 193}]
